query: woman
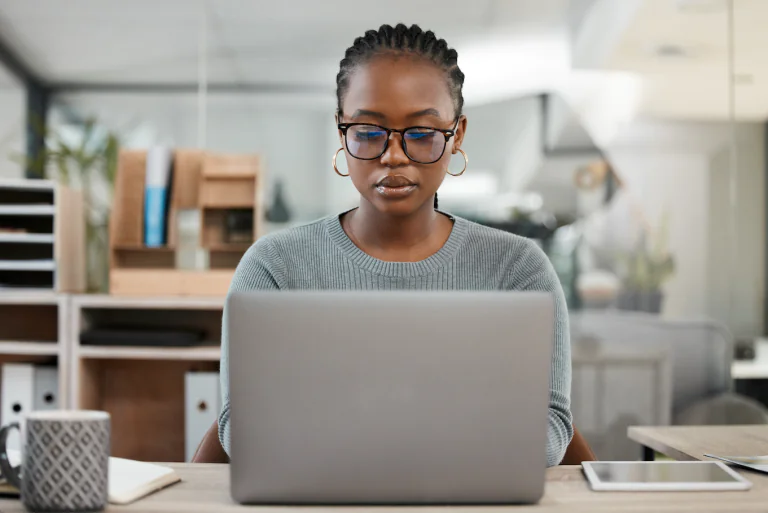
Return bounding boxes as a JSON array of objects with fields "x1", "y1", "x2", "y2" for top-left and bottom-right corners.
[{"x1": 219, "y1": 23, "x2": 573, "y2": 466}]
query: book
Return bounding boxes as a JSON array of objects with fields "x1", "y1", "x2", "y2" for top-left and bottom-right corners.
[
  {"x1": 185, "y1": 371, "x2": 220, "y2": 461},
  {"x1": 0, "y1": 364, "x2": 34, "y2": 452},
  {"x1": 107, "y1": 456, "x2": 181, "y2": 505},
  {"x1": 144, "y1": 145, "x2": 173, "y2": 247},
  {"x1": 1, "y1": 450, "x2": 181, "y2": 505}
]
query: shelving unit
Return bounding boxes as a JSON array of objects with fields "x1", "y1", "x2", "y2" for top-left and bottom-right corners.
[
  {"x1": 77, "y1": 345, "x2": 221, "y2": 361},
  {"x1": 0, "y1": 179, "x2": 85, "y2": 292},
  {"x1": 0, "y1": 292, "x2": 69, "y2": 407},
  {"x1": 69, "y1": 294, "x2": 224, "y2": 462},
  {"x1": 109, "y1": 149, "x2": 262, "y2": 297},
  {"x1": 0, "y1": 341, "x2": 61, "y2": 356}
]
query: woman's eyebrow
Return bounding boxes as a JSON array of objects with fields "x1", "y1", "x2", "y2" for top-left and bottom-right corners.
[
  {"x1": 407, "y1": 108, "x2": 441, "y2": 118},
  {"x1": 349, "y1": 108, "x2": 442, "y2": 120},
  {"x1": 350, "y1": 109, "x2": 386, "y2": 120}
]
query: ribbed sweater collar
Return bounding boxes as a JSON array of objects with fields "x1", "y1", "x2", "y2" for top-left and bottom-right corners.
[{"x1": 324, "y1": 211, "x2": 469, "y2": 277}]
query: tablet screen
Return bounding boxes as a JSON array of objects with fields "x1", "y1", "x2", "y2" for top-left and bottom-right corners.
[{"x1": 589, "y1": 462, "x2": 739, "y2": 483}]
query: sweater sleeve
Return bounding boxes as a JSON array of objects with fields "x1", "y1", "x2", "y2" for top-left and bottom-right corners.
[
  {"x1": 507, "y1": 239, "x2": 574, "y2": 466},
  {"x1": 218, "y1": 238, "x2": 286, "y2": 455}
]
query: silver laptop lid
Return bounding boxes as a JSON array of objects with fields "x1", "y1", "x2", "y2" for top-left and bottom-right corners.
[{"x1": 229, "y1": 291, "x2": 554, "y2": 504}]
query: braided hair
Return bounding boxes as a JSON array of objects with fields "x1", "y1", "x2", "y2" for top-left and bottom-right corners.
[{"x1": 336, "y1": 24, "x2": 465, "y2": 210}]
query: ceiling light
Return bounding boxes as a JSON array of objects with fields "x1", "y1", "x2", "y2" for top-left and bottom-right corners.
[{"x1": 653, "y1": 43, "x2": 689, "y2": 58}]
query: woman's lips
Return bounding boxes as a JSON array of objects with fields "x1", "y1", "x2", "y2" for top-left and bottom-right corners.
[{"x1": 375, "y1": 175, "x2": 418, "y2": 198}]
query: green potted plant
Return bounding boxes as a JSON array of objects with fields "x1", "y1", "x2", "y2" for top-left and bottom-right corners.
[
  {"x1": 616, "y1": 214, "x2": 675, "y2": 314},
  {"x1": 12, "y1": 117, "x2": 119, "y2": 292}
]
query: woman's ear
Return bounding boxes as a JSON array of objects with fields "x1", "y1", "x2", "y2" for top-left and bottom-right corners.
[{"x1": 452, "y1": 115, "x2": 467, "y2": 153}]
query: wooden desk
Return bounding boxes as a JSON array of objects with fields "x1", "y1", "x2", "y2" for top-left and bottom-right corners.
[
  {"x1": 4, "y1": 463, "x2": 768, "y2": 512},
  {"x1": 628, "y1": 425, "x2": 768, "y2": 462}
]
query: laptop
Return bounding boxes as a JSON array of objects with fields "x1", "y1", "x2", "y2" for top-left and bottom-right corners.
[{"x1": 228, "y1": 291, "x2": 554, "y2": 504}]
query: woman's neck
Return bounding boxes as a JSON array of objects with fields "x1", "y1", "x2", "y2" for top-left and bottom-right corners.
[{"x1": 342, "y1": 201, "x2": 452, "y2": 262}]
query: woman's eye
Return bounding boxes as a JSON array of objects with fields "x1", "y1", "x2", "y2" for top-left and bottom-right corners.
[
  {"x1": 405, "y1": 130, "x2": 437, "y2": 141},
  {"x1": 354, "y1": 130, "x2": 386, "y2": 140}
]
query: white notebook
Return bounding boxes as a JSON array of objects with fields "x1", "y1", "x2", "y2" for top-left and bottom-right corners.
[{"x1": 3, "y1": 450, "x2": 181, "y2": 505}]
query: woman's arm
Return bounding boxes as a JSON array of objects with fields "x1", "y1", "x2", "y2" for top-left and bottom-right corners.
[
  {"x1": 218, "y1": 238, "x2": 286, "y2": 455},
  {"x1": 507, "y1": 239, "x2": 574, "y2": 466}
]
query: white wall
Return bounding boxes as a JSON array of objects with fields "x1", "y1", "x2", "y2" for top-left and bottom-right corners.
[
  {"x1": 605, "y1": 118, "x2": 765, "y2": 336},
  {"x1": 607, "y1": 149, "x2": 710, "y2": 319},
  {"x1": 0, "y1": 86, "x2": 26, "y2": 179},
  {"x1": 707, "y1": 125, "x2": 766, "y2": 338}
]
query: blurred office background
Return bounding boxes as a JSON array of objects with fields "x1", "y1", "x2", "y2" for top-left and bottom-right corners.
[{"x1": 0, "y1": 0, "x2": 767, "y2": 462}]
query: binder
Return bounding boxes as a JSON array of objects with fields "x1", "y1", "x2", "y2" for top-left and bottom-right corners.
[
  {"x1": 184, "y1": 372, "x2": 220, "y2": 462},
  {"x1": 32, "y1": 366, "x2": 59, "y2": 411},
  {"x1": 144, "y1": 145, "x2": 173, "y2": 247},
  {"x1": 1, "y1": 364, "x2": 34, "y2": 451}
]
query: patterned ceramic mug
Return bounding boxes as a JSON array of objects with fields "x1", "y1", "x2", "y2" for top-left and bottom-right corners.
[{"x1": 0, "y1": 410, "x2": 110, "y2": 512}]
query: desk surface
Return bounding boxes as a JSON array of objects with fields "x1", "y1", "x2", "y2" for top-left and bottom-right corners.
[
  {"x1": 4, "y1": 462, "x2": 768, "y2": 512},
  {"x1": 628, "y1": 424, "x2": 768, "y2": 461}
]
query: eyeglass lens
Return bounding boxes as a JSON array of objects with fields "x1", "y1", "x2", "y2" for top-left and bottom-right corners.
[{"x1": 345, "y1": 125, "x2": 446, "y2": 163}]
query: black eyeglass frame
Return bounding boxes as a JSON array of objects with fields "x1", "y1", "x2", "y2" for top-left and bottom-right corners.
[{"x1": 337, "y1": 118, "x2": 460, "y2": 164}]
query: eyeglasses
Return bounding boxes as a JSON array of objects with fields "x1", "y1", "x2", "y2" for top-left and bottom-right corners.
[{"x1": 337, "y1": 119, "x2": 459, "y2": 164}]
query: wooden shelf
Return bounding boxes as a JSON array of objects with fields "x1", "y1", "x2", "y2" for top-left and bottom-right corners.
[
  {"x1": 0, "y1": 291, "x2": 68, "y2": 408},
  {"x1": 0, "y1": 259, "x2": 55, "y2": 271},
  {"x1": 78, "y1": 345, "x2": 221, "y2": 361},
  {"x1": 109, "y1": 269, "x2": 233, "y2": 298},
  {"x1": 0, "y1": 233, "x2": 55, "y2": 243},
  {"x1": 0, "y1": 341, "x2": 60, "y2": 356},
  {"x1": 73, "y1": 294, "x2": 225, "y2": 310},
  {"x1": 0, "y1": 178, "x2": 56, "y2": 191},
  {"x1": 0, "y1": 205, "x2": 56, "y2": 216},
  {"x1": 207, "y1": 243, "x2": 251, "y2": 252},
  {"x1": 112, "y1": 245, "x2": 176, "y2": 252},
  {"x1": 77, "y1": 358, "x2": 218, "y2": 462},
  {"x1": 69, "y1": 292, "x2": 224, "y2": 461},
  {"x1": 0, "y1": 291, "x2": 61, "y2": 305}
]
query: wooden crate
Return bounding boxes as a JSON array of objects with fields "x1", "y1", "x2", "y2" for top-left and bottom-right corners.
[{"x1": 199, "y1": 152, "x2": 263, "y2": 271}]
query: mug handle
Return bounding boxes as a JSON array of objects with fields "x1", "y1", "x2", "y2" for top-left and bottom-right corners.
[{"x1": 0, "y1": 423, "x2": 21, "y2": 489}]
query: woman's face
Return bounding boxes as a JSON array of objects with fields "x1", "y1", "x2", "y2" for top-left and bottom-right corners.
[{"x1": 338, "y1": 55, "x2": 466, "y2": 217}]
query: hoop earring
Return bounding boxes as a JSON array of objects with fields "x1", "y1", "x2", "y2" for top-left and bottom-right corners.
[
  {"x1": 447, "y1": 148, "x2": 468, "y2": 177},
  {"x1": 333, "y1": 147, "x2": 349, "y2": 177}
]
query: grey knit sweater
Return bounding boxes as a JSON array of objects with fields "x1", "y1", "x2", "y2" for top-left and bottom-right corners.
[{"x1": 218, "y1": 213, "x2": 573, "y2": 466}]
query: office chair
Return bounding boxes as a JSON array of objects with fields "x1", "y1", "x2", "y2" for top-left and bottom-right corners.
[{"x1": 191, "y1": 421, "x2": 596, "y2": 465}]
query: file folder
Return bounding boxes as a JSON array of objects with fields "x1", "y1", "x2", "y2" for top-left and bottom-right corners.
[{"x1": 184, "y1": 372, "x2": 220, "y2": 462}]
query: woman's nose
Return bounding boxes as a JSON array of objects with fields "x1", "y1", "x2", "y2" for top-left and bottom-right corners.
[{"x1": 379, "y1": 132, "x2": 410, "y2": 166}]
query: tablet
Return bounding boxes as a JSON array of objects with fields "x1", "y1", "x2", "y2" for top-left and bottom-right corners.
[{"x1": 582, "y1": 461, "x2": 752, "y2": 491}]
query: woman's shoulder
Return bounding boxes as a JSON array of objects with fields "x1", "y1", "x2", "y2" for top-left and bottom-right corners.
[
  {"x1": 457, "y1": 215, "x2": 542, "y2": 255},
  {"x1": 455, "y1": 216, "x2": 559, "y2": 291}
]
